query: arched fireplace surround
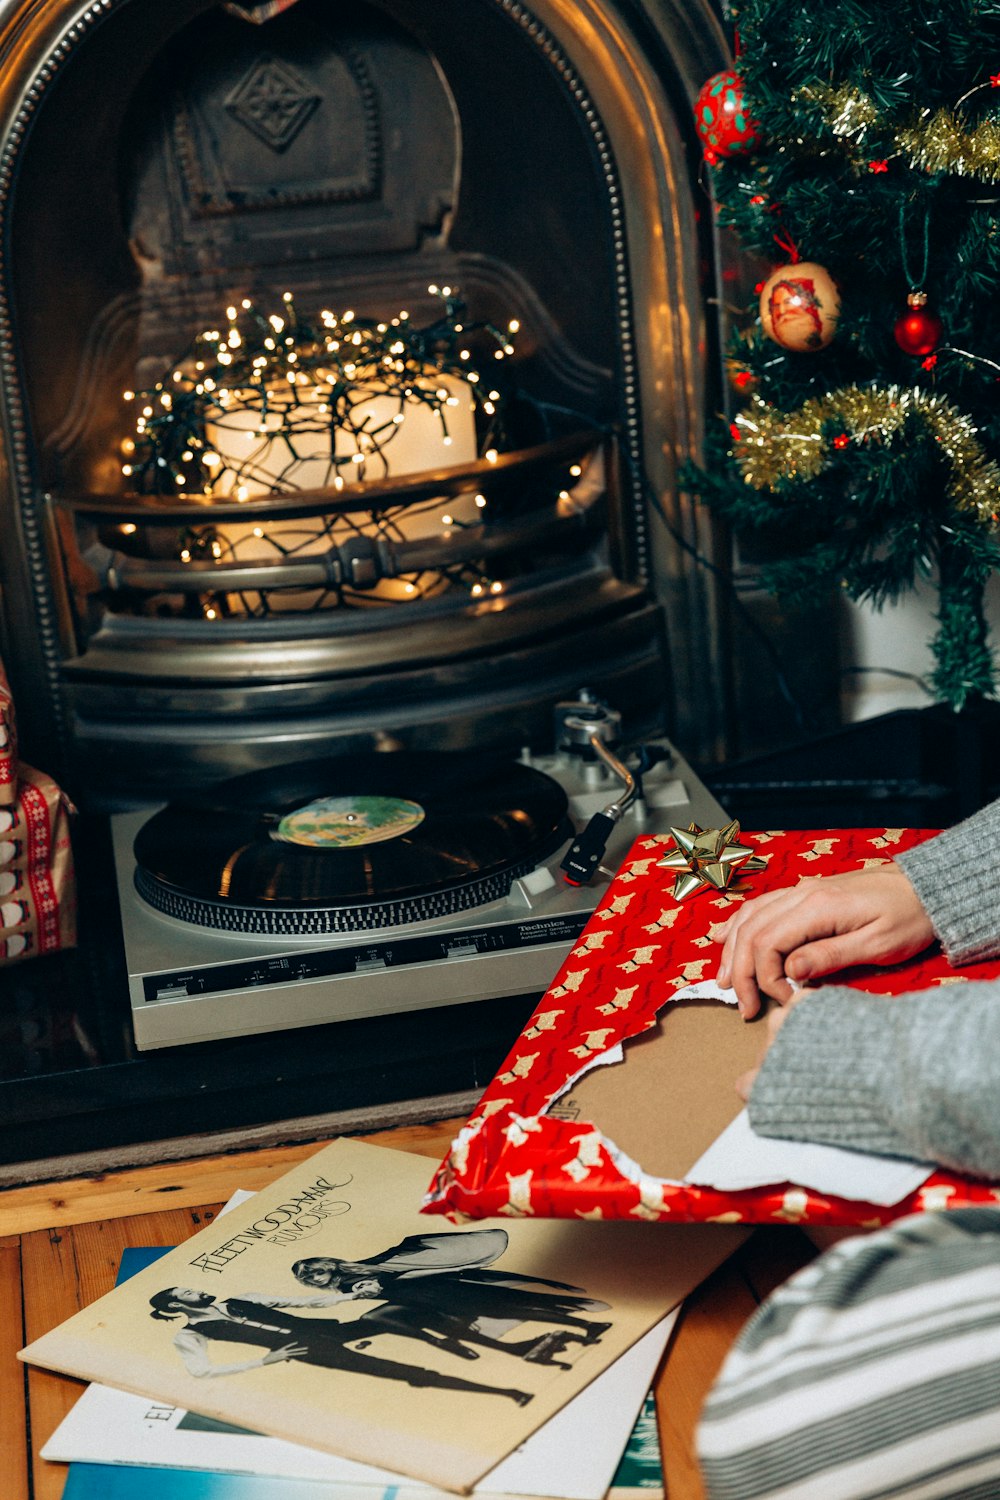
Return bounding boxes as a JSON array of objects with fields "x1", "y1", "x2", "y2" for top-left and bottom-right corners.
[{"x1": 0, "y1": 0, "x2": 727, "y2": 805}]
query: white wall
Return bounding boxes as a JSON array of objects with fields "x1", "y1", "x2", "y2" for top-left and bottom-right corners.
[{"x1": 840, "y1": 573, "x2": 1000, "y2": 721}]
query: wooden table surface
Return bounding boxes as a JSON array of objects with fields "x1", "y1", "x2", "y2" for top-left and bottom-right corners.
[{"x1": 0, "y1": 1118, "x2": 817, "y2": 1500}]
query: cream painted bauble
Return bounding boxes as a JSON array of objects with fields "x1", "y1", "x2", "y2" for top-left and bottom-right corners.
[{"x1": 759, "y1": 262, "x2": 840, "y2": 352}]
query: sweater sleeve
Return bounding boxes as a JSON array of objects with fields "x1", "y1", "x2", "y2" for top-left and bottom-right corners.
[
  {"x1": 895, "y1": 796, "x2": 1000, "y2": 963},
  {"x1": 747, "y1": 983, "x2": 1000, "y2": 1177}
]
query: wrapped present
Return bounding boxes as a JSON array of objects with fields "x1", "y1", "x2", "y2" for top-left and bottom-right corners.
[
  {"x1": 0, "y1": 763, "x2": 76, "y2": 963},
  {"x1": 423, "y1": 826, "x2": 1000, "y2": 1229},
  {"x1": 0, "y1": 656, "x2": 16, "y2": 807}
]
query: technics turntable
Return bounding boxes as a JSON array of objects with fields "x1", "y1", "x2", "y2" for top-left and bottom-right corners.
[{"x1": 114, "y1": 700, "x2": 726, "y2": 1049}]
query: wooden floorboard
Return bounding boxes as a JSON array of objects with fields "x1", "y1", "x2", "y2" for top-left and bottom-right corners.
[
  {"x1": 0, "y1": 1118, "x2": 461, "y2": 1237},
  {"x1": 0, "y1": 1236, "x2": 29, "y2": 1500},
  {"x1": 5, "y1": 1122, "x2": 815, "y2": 1500}
]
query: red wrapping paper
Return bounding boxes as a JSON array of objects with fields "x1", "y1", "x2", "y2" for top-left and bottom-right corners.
[{"x1": 423, "y1": 826, "x2": 1000, "y2": 1227}]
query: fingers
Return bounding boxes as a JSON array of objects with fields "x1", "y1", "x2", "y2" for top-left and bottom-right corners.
[
  {"x1": 729, "y1": 939, "x2": 796, "y2": 1019},
  {"x1": 734, "y1": 992, "x2": 799, "y2": 1102},
  {"x1": 715, "y1": 887, "x2": 804, "y2": 985},
  {"x1": 784, "y1": 932, "x2": 875, "y2": 982},
  {"x1": 722, "y1": 892, "x2": 814, "y2": 1016},
  {"x1": 712, "y1": 866, "x2": 935, "y2": 1022},
  {"x1": 716, "y1": 880, "x2": 868, "y2": 1016},
  {"x1": 735, "y1": 1066, "x2": 758, "y2": 1101}
]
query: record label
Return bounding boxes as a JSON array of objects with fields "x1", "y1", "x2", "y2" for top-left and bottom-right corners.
[{"x1": 275, "y1": 795, "x2": 426, "y2": 850}]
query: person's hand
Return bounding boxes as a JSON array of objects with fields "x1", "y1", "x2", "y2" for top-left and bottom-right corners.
[
  {"x1": 261, "y1": 1342, "x2": 307, "y2": 1365},
  {"x1": 735, "y1": 990, "x2": 810, "y2": 1099},
  {"x1": 715, "y1": 864, "x2": 934, "y2": 1019}
]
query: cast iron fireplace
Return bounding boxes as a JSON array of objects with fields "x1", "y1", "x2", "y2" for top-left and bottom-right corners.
[
  {"x1": 0, "y1": 0, "x2": 729, "y2": 808},
  {"x1": 0, "y1": 0, "x2": 736, "y2": 1166}
]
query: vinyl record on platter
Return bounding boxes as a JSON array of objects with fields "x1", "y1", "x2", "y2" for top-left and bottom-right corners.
[{"x1": 133, "y1": 751, "x2": 572, "y2": 934}]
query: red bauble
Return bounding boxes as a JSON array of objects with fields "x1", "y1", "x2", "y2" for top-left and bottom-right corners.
[
  {"x1": 694, "y1": 70, "x2": 761, "y2": 160},
  {"x1": 894, "y1": 302, "x2": 943, "y2": 357}
]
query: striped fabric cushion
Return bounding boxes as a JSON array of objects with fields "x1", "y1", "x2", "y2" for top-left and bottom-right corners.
[{"x1": 698, "y1": 1207, "x2": 1000, "y2": 1499}]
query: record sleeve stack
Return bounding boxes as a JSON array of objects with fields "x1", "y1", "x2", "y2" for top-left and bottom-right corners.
[
  {"x1": 26, "y1": 1140, "x2": 747, "y2": 1498},
  {"x1": 56, "y1": 1235, "x2": 668, "y2": 1500}
]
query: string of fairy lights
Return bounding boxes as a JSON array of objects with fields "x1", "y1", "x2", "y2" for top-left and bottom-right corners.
[{"x1": 118, "y1": 288, "x2": 527, "y2": 617}]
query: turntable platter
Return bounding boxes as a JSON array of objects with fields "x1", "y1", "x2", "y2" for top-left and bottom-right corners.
[{"x1": 133, "y1": 752, "x2": 572, "y2": 935}]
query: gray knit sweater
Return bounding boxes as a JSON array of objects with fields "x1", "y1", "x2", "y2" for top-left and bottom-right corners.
[{"x1": 748, "y1": 799, "x2": 1000, "y2": 1177}]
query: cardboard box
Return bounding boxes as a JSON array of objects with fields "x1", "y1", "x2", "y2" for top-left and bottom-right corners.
[{"x1": 423, "y1": 827, "x2": 1000, "y2": 1228}]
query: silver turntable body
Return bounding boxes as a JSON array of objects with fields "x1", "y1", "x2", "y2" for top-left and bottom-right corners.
[{"x1": 113, "y1": 738, "x2": 726, "y2": 1050}]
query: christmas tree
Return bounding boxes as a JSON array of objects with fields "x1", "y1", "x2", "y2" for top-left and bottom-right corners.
[{"x1": 690, "y1": 0, "x2": 1000, "y2": 711}]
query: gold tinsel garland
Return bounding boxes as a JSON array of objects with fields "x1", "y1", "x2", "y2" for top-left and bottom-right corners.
[
  {"x1": 799, "y1": 83, "x2": 1000, "y2": 183},
  {"x1": 732, "y1": 385, "x2": 1000, "y2": 525}
]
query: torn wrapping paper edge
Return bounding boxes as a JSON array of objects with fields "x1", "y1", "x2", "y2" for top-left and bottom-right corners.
[
  {"x1": 422, "y1": 827, "x2": 1000, "y2": 1227},
  {"x1": 546, "y1": 981, "x2": 932, "y2": 1207}
]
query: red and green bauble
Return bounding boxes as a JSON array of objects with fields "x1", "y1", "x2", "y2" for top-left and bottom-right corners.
[
  {"x1": 759, "y1": 262, "x2": 840, "y2": 352},
  {"x1": 893, "y1": 292, "x2": 943, "y2": 356},
  {"x1": 694, "y1": 70, "x2": 761, "y2": 160}
]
